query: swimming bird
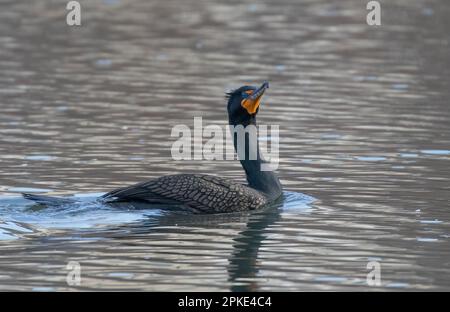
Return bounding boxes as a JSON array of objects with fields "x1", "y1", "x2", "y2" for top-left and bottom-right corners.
[{"x1": 23, "y1": 81, "x2": 283, "y2": 214}]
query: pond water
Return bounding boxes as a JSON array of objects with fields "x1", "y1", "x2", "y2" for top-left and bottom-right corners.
[{"x1": 0, "y1": 0, "x2": 449, "y2": 291}]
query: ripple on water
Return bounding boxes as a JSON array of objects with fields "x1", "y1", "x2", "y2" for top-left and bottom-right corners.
[
  {"x1": 386, "y1": 283, "x2": 410, "y2": 289},
  {"x1": 420, "y1": 219, "x2": 443, "y2": 224},
  {"x1": 314, "y1": 276, "x2": 348, "y2": 283},
  {"x1": 107, "y1": 273, "x2": 135, "y2": 279},
  {"x1": 416, "y1": 237, "x2": 439, "y2": 242},
  {"x1": 392, "y1": 83, "x2": 409, "y2": 90},
  {"x1": 421, "y1": 150, "x2": 450, "y2": 155},
  {"x1": 7, "y1": 187, "x2": 53, "y2": 193},
  {"x1": 32, "y1": 287, "x2": 55, "y2": 292},
  {"x1": 0, "y1": 228, "x2": 17, "y2": 240},
  {"x1": 279, "y1": 191, "x2": 316, "y2": 212},
  {"x1": 321, "y1": 133, "x2": 342, "y2": 140},
  {"x1": 24, "y1": 155, "x2": 57, "y2": 161},
  {"x1": 400, "y1": 153, "x2": 418, "y2": 158},
  {"x1": 94, "y1": 59, "x2": 112, "y2": 67},
  {"x1": 0, "y1": 191, "x2": 315, "y2": 240},
  {"x1": 0, "y1": 193, "x2": 163, "y2": 239},
  {"x1": 356, "y1": 156, "x2": 387, "y2": 162}
]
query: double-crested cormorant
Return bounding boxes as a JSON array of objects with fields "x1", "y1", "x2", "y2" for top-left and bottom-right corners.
[{"x1": 23, "y1": 81, "x2": 283, "y2": 214}]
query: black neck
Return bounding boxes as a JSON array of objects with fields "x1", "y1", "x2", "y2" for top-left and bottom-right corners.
[{"x1": 229, "y1": 117, "x2": 282, "y2": 200}]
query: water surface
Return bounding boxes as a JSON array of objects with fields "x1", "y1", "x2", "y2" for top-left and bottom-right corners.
[{"x1": 0, "y1": 0, "x2": 450, "y2": 291}]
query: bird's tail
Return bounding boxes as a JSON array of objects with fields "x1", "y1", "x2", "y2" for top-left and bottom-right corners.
[{"x1": 22, "y1": 193, "x2": 76, "y2": 206}]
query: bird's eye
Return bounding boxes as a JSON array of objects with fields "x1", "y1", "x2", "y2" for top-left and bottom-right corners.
[{"x1": 242, "y1": 90, "x2": 253, "y2": 98}]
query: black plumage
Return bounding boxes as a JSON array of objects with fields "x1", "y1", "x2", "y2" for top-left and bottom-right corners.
[{"x1": 102, "y1": 174, "x2": 269, "y2": 213}]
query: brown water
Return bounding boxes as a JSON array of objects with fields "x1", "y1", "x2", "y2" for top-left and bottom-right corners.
[{"x1": 0, "y1": 0, "x2": 449, "y2": 291}]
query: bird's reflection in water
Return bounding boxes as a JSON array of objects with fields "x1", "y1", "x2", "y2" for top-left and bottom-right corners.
[
  {"x1": 227, "y1": 207, "x2": 281, "y2": 291},
  {"x1": 118, "y1": 199, "x2": 282, "y2": 291}
]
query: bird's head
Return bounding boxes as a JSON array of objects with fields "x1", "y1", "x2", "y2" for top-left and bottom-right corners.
[{"x1": 226, "y1": 81, "x2": 269, "y2": 125}]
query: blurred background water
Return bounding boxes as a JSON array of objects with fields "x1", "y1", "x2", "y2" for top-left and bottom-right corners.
[{"x1": 0, "y1": 0, "x2": 449, "y2": 291}]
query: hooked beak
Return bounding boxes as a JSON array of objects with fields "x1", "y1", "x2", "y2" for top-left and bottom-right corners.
[{"x1": 241, "y1": 81, "x2": 269, "y2": 114}]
